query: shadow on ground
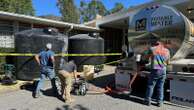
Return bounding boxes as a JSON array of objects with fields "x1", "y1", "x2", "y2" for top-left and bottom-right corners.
[
  {"x1": 20, "y1": 81, "x2": 64, "y2": 102},
  {"x1": 7, "y1": 104, "x2": 89, "y2": 110},
  {"x1": 89, "y1": 73, "x2": 170, "y2": 105},
  {"x1": 89, "y1": 73, "x2": 115, "y2": 88},
  {"x1": 20, "y1": 81, "x2": 37, "y2": 97},
  {"x1": 89, "y1": 73, "x2": 145, "y2": 105},
  {"x1": 56, "y1": 104, "x2": 89, "y2": 110}
]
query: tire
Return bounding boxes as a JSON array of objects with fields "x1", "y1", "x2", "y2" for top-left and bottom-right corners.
[
  {"x1": 80, "y1": 83, "x2": 87, "y2": 96},
  {"x1": 55, "y1": 76, "x2": 62, "y2": 96},
  {"x1": 75, "y1": 89, "x2": 79, "y2": 95}
]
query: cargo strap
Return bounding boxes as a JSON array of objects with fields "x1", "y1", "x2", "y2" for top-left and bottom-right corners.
[{"x1": 98, "y1": 59, "x2": 122, "y2": 65}]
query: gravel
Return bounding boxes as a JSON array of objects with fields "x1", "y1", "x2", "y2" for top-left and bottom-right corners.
[{"x1": 0, "y1": 66, "x2": 193, "y2": 110}]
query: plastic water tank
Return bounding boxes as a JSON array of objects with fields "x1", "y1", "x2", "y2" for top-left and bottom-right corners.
[
  {"x1": 14, "y1": 28, "x2": 68, "y2": 80},
  {"x1": 69, "y1": 34, "x2": 104, "y2": 66}
]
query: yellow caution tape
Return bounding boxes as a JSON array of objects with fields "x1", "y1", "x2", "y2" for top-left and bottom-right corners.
[
  {"x1": 56, "y1": 53, "x2": 122, "y2": 57},
  {"x1": 0, "y1": 53, "x2": 36, "y2": 56},
  {"x1": 0, "y1": 53, "x2": 122, "y2": 57}
]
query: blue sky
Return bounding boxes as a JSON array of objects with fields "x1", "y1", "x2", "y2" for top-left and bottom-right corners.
[{"x1": 32, "y1": 0, "x2": 152, "y2": 16}]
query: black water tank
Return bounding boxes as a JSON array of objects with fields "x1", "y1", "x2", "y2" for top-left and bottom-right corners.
[
  {"x1": 69, "y1": 34, "x2": 104, "y2": 66},
  {"x1": 14, "y1": 28, "x2": 68, "y2": 80}
]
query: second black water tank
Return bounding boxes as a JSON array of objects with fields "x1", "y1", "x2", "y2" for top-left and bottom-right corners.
[{"x1": 69, "y1": 34, "x2": 104, "y2": 65}]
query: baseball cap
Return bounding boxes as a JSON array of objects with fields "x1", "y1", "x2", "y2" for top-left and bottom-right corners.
[{"x1": 46, "y1": 43, "x2": 52, "y2": 49}]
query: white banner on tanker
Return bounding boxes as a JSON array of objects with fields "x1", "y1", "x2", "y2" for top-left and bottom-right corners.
[{"x1": 0, "y1": 35, "x2": 14, "y2": 48}]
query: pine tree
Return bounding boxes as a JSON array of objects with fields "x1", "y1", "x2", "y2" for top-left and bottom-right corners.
[
  {"x1": 110, "y1": 2, "x2": 124, "y2": 14},
  {"x1": 0, "y1": 0, "x2": 34, "y2": 15},
  {"x1": 0, "y1": 0, "x2": 10, "y2": 12},
  {"x1": 80, "y1": 1, "x2": 90, "y2": 23},
  {"x1": 57, "y1": 0, "x2": 79, "y2": 23},
  {"x1": 79, "y1": 0, "x2": 107, "y2": 23}
]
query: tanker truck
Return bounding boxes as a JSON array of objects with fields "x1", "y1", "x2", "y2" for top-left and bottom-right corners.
[{"x1": 115, "y1": 5, "x2": 194, "y2": 107}]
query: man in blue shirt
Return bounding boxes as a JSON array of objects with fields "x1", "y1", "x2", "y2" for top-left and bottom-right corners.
[{"x1": 34, "y1": 43, "x2": 57, "y2": 98}]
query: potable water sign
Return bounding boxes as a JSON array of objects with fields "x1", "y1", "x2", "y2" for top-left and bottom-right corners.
[{"x1": 129, "y1": 5, "x2": 194, "y2": 60}]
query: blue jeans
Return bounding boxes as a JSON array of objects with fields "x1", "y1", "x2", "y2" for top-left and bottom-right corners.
[
  {"x1": 145, "y1": 69, "x2": 166, "y2": 103},
  {"x1": 35, "y1": 67, "x2": 57, "y2": 94}
]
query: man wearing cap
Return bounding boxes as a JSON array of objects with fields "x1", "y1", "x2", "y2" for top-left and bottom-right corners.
[
  {"x1": 34, "y1": 43, "x2": 57, "y2": 98},
  {"x1": 144, "y1": 36, "x2": 170, "y2": 107}
]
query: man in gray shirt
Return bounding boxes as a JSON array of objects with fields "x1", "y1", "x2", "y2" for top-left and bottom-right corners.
[{"x1": 58, "y1": 60, "x2": 77, "y2": 103}]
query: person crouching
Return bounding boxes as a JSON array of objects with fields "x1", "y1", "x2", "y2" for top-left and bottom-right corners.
[{"x1": 58, "y1": 60, "x2": 77, "y2": 103}]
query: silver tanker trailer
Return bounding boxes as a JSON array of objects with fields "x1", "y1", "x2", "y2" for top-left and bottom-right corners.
[{"x1": 115, "y1": 5, "x2": 194, "y2": 107}]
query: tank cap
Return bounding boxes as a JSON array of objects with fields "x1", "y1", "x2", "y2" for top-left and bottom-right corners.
[
  {"x1": 43, "y1": 28, "x2": 59, "y2": 35},
  {"x1": 89, "y1": 33, "x2": 99, "y2": 38}
]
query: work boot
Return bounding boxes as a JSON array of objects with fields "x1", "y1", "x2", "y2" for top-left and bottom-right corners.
[
  {"x1": 65, "y1": 98, "x2": 75, "y2": 103},
  {"x1": 34, "y1": 92, "x2": 41, "y2": 98},
  {"x1": 156, "y1": 102, "x2": 163, "y2": 107},
  {"x1": 144, "y1": 100, "x2": 151, "y2": 106},
  {"x1": 62, "y1": 95, "x2": 66, "y2": 100}
]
